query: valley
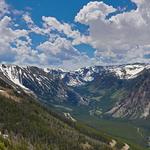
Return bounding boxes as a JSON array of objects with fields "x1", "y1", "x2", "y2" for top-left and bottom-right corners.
[
  {"x1": 52, "y1": 103, "x2": 150, "y2": 149},
  {"x1": 1, "y1": 0, "x2": 150, "y2": 149},
  {"x1": 0, "y1": 63, "x2": 150, "y2": 149}
]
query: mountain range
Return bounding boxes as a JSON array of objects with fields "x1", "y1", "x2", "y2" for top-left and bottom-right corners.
[
  {"x1": 0, "y1": 63, "x2": 150, "y2": 120},
  {"x1": 0, "y1": 72, "x2": 126, "y2": 150},
  {"x1": 0, "y1": 64, "x2": 145, "y2": 150}
]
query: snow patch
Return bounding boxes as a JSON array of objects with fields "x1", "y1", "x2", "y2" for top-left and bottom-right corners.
[
  {"x1": 141, "y1": 102, "x2": 150, "y2": 118},
  {"x1": 109, "y1": 64, "x2": 150, "y2": 79},
  {"x1": 0, "y1": 65, "x2": 29, "y2": 90}
]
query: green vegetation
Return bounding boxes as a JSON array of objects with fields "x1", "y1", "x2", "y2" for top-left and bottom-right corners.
[
  {"x1": 69, "y1": 75, "x2": 150, "y2": 150},
  {"x1": 0, "y1": 90, "x2": 126, "y2": 150},
  {"x1": 0, "y1": 78, "x2": 148, "y2": 150},
  {"x1": 52, "y1": 103, "x2": 149, "y2": 150},
  {"x1": 74, "y1": 82, "x2": 128, "y2": 112},
  {"x1": 71, "y1": 108, "x2": 149, "y2": 150}
]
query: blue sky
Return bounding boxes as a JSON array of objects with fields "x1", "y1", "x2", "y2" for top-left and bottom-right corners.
[
  {"x1": 6, "y1": 0, "x2": 136, "y2": 57},
  {"x1": 1, "y1": 0, "x2": 150, "y2": 70},
  {"x1": 10, "y1": 1, "x2": 135, "y2": 21},
  {"x1": 7, "y1": 0, "x2": 136, "y2": 22}
]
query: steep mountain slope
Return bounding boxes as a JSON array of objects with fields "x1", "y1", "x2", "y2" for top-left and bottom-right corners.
[
  {"x1": 74, "y1": 71, "x2": 128, "y2": 112},
  {"x1": 0, "y1": 77, "x2": 130, "y2": 150},
  {"x1": 0, "y1": 63, "x2": 149, "y2": 149},
  {"x1": 0, "y1": 64, "x2": 86, "y2": 105},
  {"x1": 0, "y1": 63, "x2": 150, "y2": 120},
  {"x1": 58, "y1": 63, "x2": 150, "y2": 120},
  {"x1": 107, "y1": 69, "x2": 150, "y2": 119}
]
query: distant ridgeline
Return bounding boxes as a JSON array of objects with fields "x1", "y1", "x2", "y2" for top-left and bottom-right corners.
[{"x1": 0, "y1": 63, "x2": 150, "y2": 120}]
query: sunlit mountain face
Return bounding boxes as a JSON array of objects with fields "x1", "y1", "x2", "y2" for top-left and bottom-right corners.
[{"x1": 0, "y1": 0, "x2": 150, "y2": 149}]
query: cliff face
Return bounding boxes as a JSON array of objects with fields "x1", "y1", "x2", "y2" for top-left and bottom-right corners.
[{"x1": 107, "y1": 69, "x2": 150, "y2": 119}]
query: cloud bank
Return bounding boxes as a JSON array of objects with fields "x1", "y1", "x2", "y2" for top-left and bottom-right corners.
[
  {"x1": 75, "y1": 0, "x2": 150, "y2": 64},
  {"x1": 0, "y1": 0, "x2": 150, "y2": 70}
]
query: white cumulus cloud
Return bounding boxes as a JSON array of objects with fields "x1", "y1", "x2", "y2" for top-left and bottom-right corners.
[
  {"x1": 1, "y1": 0, "x2": 150, "y2": 69},
  {"x1": 75, "y1": 0, "x2": 150, "y2": 64},
  {"x1": 0, "y1": 0, "x2": 9, "y2": 18}
]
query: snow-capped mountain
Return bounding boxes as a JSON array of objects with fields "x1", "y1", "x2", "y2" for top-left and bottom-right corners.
[
  {"x1": 108, "y1": 63, "x2": 150, "y2": 79},
  {"x1": 1, "y1": 63, "x2": 148, "y2": 89},
  {"x1": 50, "y1": 63, "x2": 150, "y2": 119},
  {"x1": 46, "y1": 63, "x2": 150, "y2": 87},
  {"x1": 0, "y1": 64, "x2": 85, "y2": 105},
  {"x1": 0, "y1": 63, "x2": 150, "y2": 119}
]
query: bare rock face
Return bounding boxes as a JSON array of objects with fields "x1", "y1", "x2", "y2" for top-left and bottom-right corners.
[{"x1": 107, "y1": 69, "x2": 150, "y2": 119}]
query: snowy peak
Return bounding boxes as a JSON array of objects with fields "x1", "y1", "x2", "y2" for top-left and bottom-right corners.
[
  {"x1": 0, "y1": 65, "x2": 52, "y2": 89},
  {"x1": 0, "y1": 64, "x2": 84, "y2": 105},
  {"x1": 109, "y1": 63, "x2": 150, "y2": 79},
  {"x1": 48, "y1": 63, "x2": 150, "y2": 86},
  {"x1": 0, "y1": 63, "x2": 150, "y2": 119},
  {"x1": 0, "y1": 63, "x2": 150, "y2": 88},
  {"x1": 0, "y1": 64, "x2": 28, "y2": 90}
]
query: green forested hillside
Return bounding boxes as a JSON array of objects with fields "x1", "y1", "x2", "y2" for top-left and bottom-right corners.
[{"x1": 0, "y1": 86, "x2": 126, "y2": 150}]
